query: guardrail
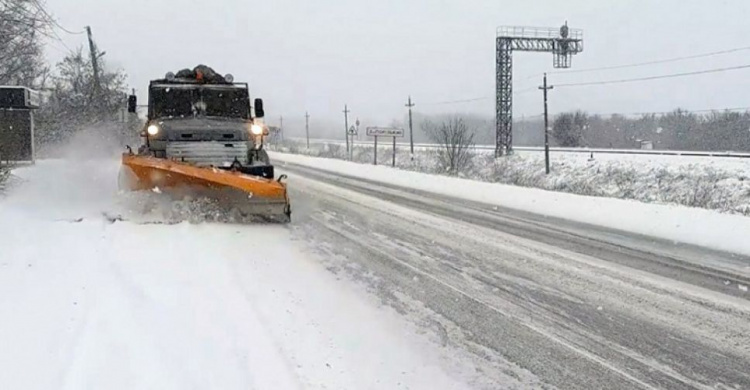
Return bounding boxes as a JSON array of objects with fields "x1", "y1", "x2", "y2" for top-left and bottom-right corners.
[{"x1": 282, "y1": 138, "x2": 750, "y2": 159}]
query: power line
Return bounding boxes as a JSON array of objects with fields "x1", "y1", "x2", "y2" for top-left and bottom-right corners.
[
  {"x1": 550, "y1": 106, "x2": 750, "y2": 119},
  {"x1": 426, "y1": 96, "x2": 492, "y2": 105},
  {"x1": 554, "y1": 63, "x2": 750, "y2": 88},
  {"x1": 424, "y1": 87, "x2": 538, "y2": 106},
  {"x1": 550, "y1": 45, "x2": 750, "y2": 75},
  {"x1": 28, "y1": 0, "x2": 86, "y2": 35},
  {"x1": 516, "y1": 86, "x2": 539, "y2": 95},
  {"x1": 45, "y1": 39, "x2": 71, "y2": 54},
  {"x1": 415, "y1": 51, "x2": 750, "y2": 106},
  {"x1": 18, "y1": 0, "x2": 83, "y2": 53},
  {"x1": 48, "y1": 27, "x2": 74, "y2": 52}
]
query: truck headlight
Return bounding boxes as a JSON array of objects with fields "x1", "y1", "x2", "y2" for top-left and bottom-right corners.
[
  {"x1": 147, "y1": 124, "x2": 160, "y2": 135},
  {"x1": 250, "y1": 124, "x2": 263, "y2": 135}
]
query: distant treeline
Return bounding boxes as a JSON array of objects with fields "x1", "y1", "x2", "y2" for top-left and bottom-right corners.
[
  {"x1": 402, "y1": 109, "x2": 750, "y2": 151},
  {"x1": 550, "y1": 109, "x2": 750, "y2": 151}
]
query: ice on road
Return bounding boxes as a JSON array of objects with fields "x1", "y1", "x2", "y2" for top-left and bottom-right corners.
[{"x1": 0, "y1": 159, "x2": 473, "y2": 390}]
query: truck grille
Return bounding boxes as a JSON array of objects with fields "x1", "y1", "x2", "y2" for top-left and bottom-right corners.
[{"x1": 166, "y1": 141, "x2": 249, "y2": 167}]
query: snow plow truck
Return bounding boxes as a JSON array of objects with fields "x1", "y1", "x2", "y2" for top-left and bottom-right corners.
[{"x1": 119, "y1": 65, "x2": 291, "y2": 222}]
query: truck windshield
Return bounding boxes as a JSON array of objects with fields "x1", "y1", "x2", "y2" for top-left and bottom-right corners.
[{"x1": 150, "y1": 86, "x2": 250, "y2": 119}]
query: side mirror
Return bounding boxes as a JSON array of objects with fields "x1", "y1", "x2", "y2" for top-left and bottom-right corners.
[
  {"x1": 254, "y1": 98, "x2": 264, "y2": 118},
  {"x1": 127, "y1": 94, "x2": 137, "y2": 113}
]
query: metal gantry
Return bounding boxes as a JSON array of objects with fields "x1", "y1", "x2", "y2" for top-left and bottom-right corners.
[{"x1": 495, "y1": 23, "x2": 583, "y2": 156}]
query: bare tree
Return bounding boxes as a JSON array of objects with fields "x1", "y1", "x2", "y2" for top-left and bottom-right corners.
[
  {"x1": 422, "y1": 117, "x2": 475, "y2": 174},
  {"x1": 0, "y1": 0, "x2": 51, "y2": 87},
  {"x1": 34, "y1": 47, "x2": 134, "y2": 148},
  {"x1": 553, "y1": 111, "x2": 588, "y2": 147},
  {"x1": 0, "y1": 0, "x2": 52, "y2": 188}
]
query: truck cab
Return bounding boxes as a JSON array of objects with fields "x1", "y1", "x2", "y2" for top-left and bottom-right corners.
[{"x1": 128, "y1": 65, "x2": 273, "y2": 178}]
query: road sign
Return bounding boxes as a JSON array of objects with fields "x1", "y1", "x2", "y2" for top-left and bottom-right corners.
[
  {"x1": 348, "y1": 125, "x2": 357, "y2": 135},
  {"x1": 366, "y1": 127, "x2": 404, "y2": 137}
]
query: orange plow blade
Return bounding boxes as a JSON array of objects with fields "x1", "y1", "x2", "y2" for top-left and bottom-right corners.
[{"x1": 119, "y1": 153, "x2": 290, "y2": 221}]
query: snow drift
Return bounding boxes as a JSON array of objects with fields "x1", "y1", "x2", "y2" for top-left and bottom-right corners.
[{"x1": 271, "y1": 139, "x2": 750, "y2": 216}]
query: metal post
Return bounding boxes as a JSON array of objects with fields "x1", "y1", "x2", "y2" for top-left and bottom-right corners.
[
  {"x1": 373, "y1": 136, "x2": 378, "y2": 165},
  {"x1": 279, "y1": 115, "x2": 284, "y2": 141},
  {"x1": 406, "y1": 96, "x2": 415, "y2": 160},
  {"x1": 495, "y1": 37, "x2": 512, "y2": 157},
  {"x1": 305, "y1": 111, "x2": 310, "y2": 149},
  {"x1": 343, "y1": 104, "x2": 350, "y2": 154},
  {"x1": 392, "y1": 136, "x2": 396, "y2": 167},
  {"x1": 495, "y1": 24, "x2": 583, "y2": 158},
  {"x1": 539, "y1": 73, "x2": 553, "y2": 174}
]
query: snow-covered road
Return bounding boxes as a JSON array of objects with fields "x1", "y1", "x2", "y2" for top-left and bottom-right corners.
[
  {"x1": 3, "y1": 153, "x2": 750, "y2": 389},
  {"x1": 277, "y1": 156, "x2": 750, "y2": 389},
  {"x1": 0, "y1": 159, "x2": 477, "y2": 390}
]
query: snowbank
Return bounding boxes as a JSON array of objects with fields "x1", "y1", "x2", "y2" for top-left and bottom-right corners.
[
  {"x1": 271, "y1": 140, "x2": 750, "y2": 216},
  {"x1": 271, "y1": 151, "x2": 750, "y2": 256}
]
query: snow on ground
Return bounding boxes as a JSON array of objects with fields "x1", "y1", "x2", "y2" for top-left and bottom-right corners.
[
  {"x1": 514, "y1": 148, "x2": 750, "y2": 170},
  {"x1": 0, "y1": 156, "x2": 475, "y2": 389},
  {"x1": 271, "y1": 151, "x2": 750, "y2": 257},
  {"x1": 306, "y1": 138, "x2": 750, "y2": 169},
  {"x1": 275, "y1": 139, "x2": 750, "y2": 215}
]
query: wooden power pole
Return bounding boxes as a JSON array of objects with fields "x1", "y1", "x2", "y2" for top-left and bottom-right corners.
[
  {"x1": 343, "y1": 104, "x2": 350, "y2": 153},
  {"x1": 406, "y1": 96, "x2": 415, "y2": 159},
  {"x1": 539, "y1": 73, "x2": 553, "y2": 174},
  {"x1": 305, "y1": 111, "x2": 310, "y2": 149},
  {"x1": 85, "y1": 26, "x2": 101, "y2": 99}
]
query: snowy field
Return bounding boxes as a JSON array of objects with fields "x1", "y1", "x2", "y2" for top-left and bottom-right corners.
[
  {"x1": 273, "y1": 139, "x2": 750, "y2": 216},
  {"x1": 0, "y1": 157, "x2": 476, "y2": 389}
]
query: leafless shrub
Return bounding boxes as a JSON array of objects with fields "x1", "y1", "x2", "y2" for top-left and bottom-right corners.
[
  {"x1": 608, "y1": 166, "x2": 638, "y2": 198},
  {"x1": 421, "y1": 117, "x2": 475, "y2": 175}
]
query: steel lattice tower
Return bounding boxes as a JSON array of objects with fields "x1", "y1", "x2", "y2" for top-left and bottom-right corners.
[{"x1": 495, "y1": 23, "x2": 583, "y2": 156}]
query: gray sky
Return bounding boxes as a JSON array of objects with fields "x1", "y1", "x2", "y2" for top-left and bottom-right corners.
[{"x1": 46, "y1": 0, "x2": 750, "y2": 134}]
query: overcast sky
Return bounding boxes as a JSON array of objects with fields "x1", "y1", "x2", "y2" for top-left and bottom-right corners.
[{"x1": 45, "y1": 0, "x2": 750, "y2": 134}]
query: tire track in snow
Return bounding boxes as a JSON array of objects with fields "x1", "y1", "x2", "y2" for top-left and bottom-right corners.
[
  {"x1": 284, "y1": 164, "x2": 750, "y2": 389},
  {"x1": 318, "y1": 213, "x2": 656, "y2": 389}
]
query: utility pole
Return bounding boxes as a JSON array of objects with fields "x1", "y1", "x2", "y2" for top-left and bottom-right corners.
[
  {"x1": 343, "y1": 104, "x2": 350, "y2": 154},
  {"x1": 279, "y1": 115, "x2": 284, "y2": 141},
  {"x1": 406, "y1": 96, "x2": 415, "y2": 160},
  {"x1": 539, "y1": 73, "x2": 553, "y2": 174},
  {"x1": 305, "y1": 111, "x2": 310, "y2": 149},
  {"x1": 85, "y1": 26, "x2": 101, "y2": 99}
]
